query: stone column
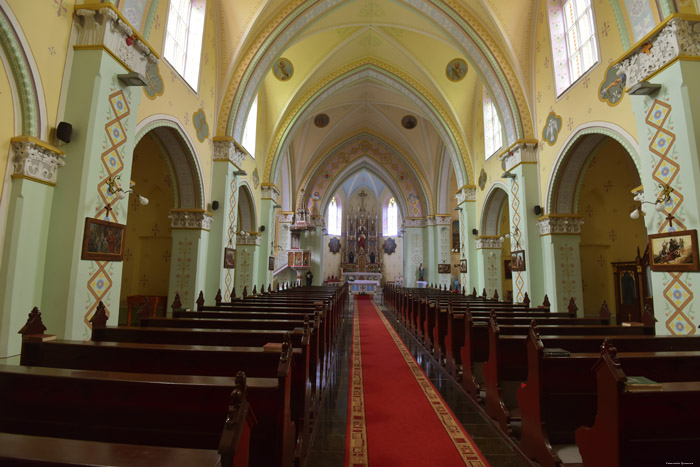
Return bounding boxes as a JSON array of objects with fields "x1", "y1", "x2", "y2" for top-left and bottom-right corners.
[
  {"x1": 538, "y1": 215, "x2": 585, "y2": 315},
  {"x1": 40, "y1": 5, "x2": 158, "y2": 340},
  {"x1": 206, "y1": 138, "x2": 246, "y2": 301},
  {"x1": 167, "y1": 210, "x2": 212, "y2": 309},
  {"x1": 500, "y1": 141, "x2": 544, "y2": 304},
  {"x1": 301, "y1": 216, "x2": 325, "y2": 286},
  {"x1": 616, "y1": 16, "x2": 700, "y2": 335},
  {"x1": 475, "y1": 236, "x2": 503, "y2": 297},
  {"x1": 234, "y1": 232, "x2": 260, "y2": 296},
  {"x1": 275, "y1": 212, "x2": 294, "y2": 286},
  {"x1": 456, "y1": 185, "x2": 478, "y2": 293},
  {"x1": 426, "y1": 215, "x2": 453, "y2": 288},
  {"x1": 402, "y1": 218, "x2": 425, "y2": 287},
  {"x1": 0, "y1": 138, "x2": 65, "y2": 357},
  {"x1": 257, "y1": 183, "x2": 281, "y2": 287}
]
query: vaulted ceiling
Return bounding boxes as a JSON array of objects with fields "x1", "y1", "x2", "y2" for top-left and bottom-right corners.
[{"x1": 214, "y1": 0, "x2": 538, "y2": 210}]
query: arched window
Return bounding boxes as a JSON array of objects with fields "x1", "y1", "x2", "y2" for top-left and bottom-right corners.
[
  {"x1": 386, "y1": 198, "x2": 398, "y2": 236},
  {"x1": 483, "y1": 88, "x2": 502, "y2": 158},
  {"x1": 241, "y1": 94, "x2": 258, "y2": 158},
  {"x1": 163, "y1": 0, "x2": 206, "y2": 91},
  {"x1": 327, "y1": 197, "x2": 342, "y2": 236}
]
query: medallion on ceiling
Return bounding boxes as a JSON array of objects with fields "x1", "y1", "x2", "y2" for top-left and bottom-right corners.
[
  {"x1": 273, "y1": 58, "x2": 293, "y2": 81},
  {"x1": 401, "y1": 115, "x2": 417, "y2": 129},
  {"x1": 314, "y1": 114, "x2": 330, "y2": 128},
  {"x1": 446, "y1": 58, "x2": 468, "y2": 82}
]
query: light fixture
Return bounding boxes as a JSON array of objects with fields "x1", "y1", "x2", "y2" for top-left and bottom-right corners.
[
  {"x1": 232, "y1": 170, "x2": 247, "y2": 176},
  {"x1": 273, "y1": 203, "x2": 282, "y2": 209},
  {"x1": 117, "y1": 72, "x2": 148, "y2": 87},
  {"x1": 630, "y1": 184, "x2": 673, "y2": 219},
  {"x1": 628, "y1": 81, "x2": 662, "y2": 96},
  {"x1": 500, "y1": 227, "x2": 521, "y2": 248},
  {"x1": 105, "y1": 175, "x2": 149, "y2": 217},
  {"x1": 501, "y1": 172, "x2": 516, "y2": 179},
  {"x1": 454, "y1": 206, "x2": 462, "y2": 211}
]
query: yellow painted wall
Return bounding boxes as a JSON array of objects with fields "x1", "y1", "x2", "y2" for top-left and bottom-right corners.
[
  {"x1": 532, "y1": 0, "x2": 639, "y2": 207},
  {"x1": 578, "y1": 138, "x2": 646, "y2": 316},
  {"x1": 136, "y1": 0, "x2": 219, "y2": 203},
  {"x1": 119, "y1": 134, "x2": 175, "y2": 319}
]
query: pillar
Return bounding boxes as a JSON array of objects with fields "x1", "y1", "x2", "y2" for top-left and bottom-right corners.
[
  {"x1": 41, "y1": 5, "x2": 158, "y2": 340},
  {"x1": 538, "y1": 215, "x2": 585, "y2": 314},
  {"x1": 456, "y1": 185, "x2": 479, "y2": 293},
  {"x1": 168, "y1": 210, "x2": 212, "y2": 309},
  {"x1": 257, "y1": 183, "x2": 281, "y2": 287},
  {"x1": 402, "y1": 218, "x2": 425, "y2": 287},
  {"x1": 500, "y1": 141, "x2": 545, "y2": 304},
  {"x1": 475, "y1": 236, "x2": 503, "y2": 297},
  {"x1": 0, "y1": 138, "x2": 65, "y2": 357},
  {"x1": 206, "y1": 138, "x2": 245, "y2": 301},
  {"x1": 426, "y1": 215, "x2": 453, "y2": 288},
  {"x1": 617, "y1": 15, "x2": 700, "y2": 335},
  {"x1": 234, "y1": 232, "x2": 260, "y2": 296}
]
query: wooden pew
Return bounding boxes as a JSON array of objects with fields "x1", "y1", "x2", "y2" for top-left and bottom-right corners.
[
  {"x1": 517, "y1": 324, "x2": 700, "y2": 467},
  {"x1": 0, "y1": 364, "x2": 254, "y2": 467},
  {"x1": 575, "y1": 340, "x2": 700, "y2": 467},
  {"x1": 482, "y1": 313, "x2": 653, "y2": 435},
  {"x1": 20, "y1": 335, "x2": 300, "y2": 467}
]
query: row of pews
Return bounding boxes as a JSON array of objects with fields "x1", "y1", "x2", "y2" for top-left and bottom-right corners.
[
  {"x1": 384, "y1": 284, "x2": 700, "y2": 467},
  {"x1": 0, "y1": 282, "x2": 347, "y2": 467}
]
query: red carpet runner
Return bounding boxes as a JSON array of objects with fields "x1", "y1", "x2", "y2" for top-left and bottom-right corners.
[{"x1": 346, "y1": 296, "x2": 488, "y2": 466}]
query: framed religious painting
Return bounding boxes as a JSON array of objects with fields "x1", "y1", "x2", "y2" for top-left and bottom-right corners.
[
  {"x1": 648, "y1": 229, "x2": 699, "y2": 272},
  {"x1": 460, "y1": 258, "x2": 468, "y2": 274},
  {"x1": 438, "y1": 264, "x2": 451, "y2": 274},
  {"x1": 223, "y1": 247, "x2": 236, "y2": 269},
  {"x1": 81, "y1": 217, "x2": 126, "y2": 261},
  {"x1": 269, "y1": 256, "x2": 275, "y2": 271},
  {"x1": 511, "y1": 250, "x2": 526, "y2": 271}
]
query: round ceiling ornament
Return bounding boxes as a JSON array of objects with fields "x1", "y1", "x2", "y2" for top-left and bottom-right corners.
[
  {"x1": 314, "y1": 114, "x2": 330, "y2": 127},
  {"x1": 446, "y1": 58, "x2": 468, "y2": 82},
  {"x1": 401, "y1": 115, "x2": 417, "y2": 129}
]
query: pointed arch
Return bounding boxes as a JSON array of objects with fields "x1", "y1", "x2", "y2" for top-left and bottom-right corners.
[
  {"x1": 0, "y1": 0, "x2": 47, "y2": 138},
  {"x1": 264, "y1": 60, "x2": 472, "y2": 187},
  {"x1": 237, "y1": 182, "x2": 257, "y2": 233},
  {"x1": 546, "y1": 123, "x2": 640, "y2": 214},
  {"x1": 134, "y1": 116, "x2": 205, "y2": 209},
  {"x1": 480, "y1": 183, "x2": 510, "y2": 236},
  {"x1": 218, "y1": 0, "x2": 532, "y2": 147}
]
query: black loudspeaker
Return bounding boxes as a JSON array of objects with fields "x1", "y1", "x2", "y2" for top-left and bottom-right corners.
[
  {"x1": 533, "y1": 205, "x2": 543, "y2": 216},
  {"x1": 56, "y1": 122, "x2": 72, "y2": 143},
  {"x1": 260, "y1": 225, "x2": 266, "y2": 232},
  {"x1": 472, "y1": 229, "x2": 478, "y2": 235},
  {"x1": 211, "y1": 201, "x2": 219, "y2": 211}
]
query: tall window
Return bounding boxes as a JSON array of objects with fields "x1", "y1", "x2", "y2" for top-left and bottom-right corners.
[
  {"x1": 549, "y1": 0, "x2": 598, "y2": 95},
  {"x1": 164, "y1": 0, "x2": 206, "y2": 91},
  {"x1": 386, "y1": 198, "x2": 398, "y2": 236},
  {"x1": 241, "y1": 95, "x2": 258, "y2": 158},
  {"x1": 327, "y1": 197, "x2": 342, "y2": 236},
  {"x1": 483, "y1": 89, "x2": 502, "y2": 158}
]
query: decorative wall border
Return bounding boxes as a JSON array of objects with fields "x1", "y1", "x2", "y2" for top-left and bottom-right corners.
[{"x1": 348, "y1": 299, "x2": 368, "y2": 465}]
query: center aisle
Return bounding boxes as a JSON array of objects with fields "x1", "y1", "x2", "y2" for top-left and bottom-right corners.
[{"x1": 346, "y1": 295, "x2": 489, "y2": 466}]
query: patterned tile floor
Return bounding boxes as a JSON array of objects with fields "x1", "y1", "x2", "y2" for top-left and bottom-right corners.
[{"x1": 306, "y1": 301, "x2": 530, "y2": 466}]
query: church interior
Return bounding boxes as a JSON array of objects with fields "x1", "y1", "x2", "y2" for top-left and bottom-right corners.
[{"x1": 1, "y1": 0, "x2": 700, "y2": 465}]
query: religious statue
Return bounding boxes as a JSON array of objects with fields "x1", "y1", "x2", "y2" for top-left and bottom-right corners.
[
  {"x1": 358, "y1": 233, "x2": 366, "y2": 250},
  {"x1": 305, "y1": 270, "x2": 313, "y2": 286},
  {"x1": 370, "y1": 251, "x2": 376, "y2": 264},
  {"x1": 348, "y1": 251, "x2": 355, "y2": 263},
  {"x1": 418, "y1": 263, "x2": 425, "y2": 281}
]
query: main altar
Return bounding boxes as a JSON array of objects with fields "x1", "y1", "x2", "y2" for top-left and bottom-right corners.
[{"x1": 341, "y1": 190, "x2": 382, "y2": 297}]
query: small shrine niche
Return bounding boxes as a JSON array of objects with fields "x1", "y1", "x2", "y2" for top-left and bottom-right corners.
[{"x1": 342, "y1": 189, "x2": 382, "y2": 273}]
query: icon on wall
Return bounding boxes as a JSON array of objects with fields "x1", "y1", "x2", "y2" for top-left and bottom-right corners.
[{"x1": 273, "y1": 58, "x2": 294, "y2": 81}]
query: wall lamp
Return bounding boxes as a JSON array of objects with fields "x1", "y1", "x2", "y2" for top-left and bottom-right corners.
[
  {"x1": 103, "y1": 176, "x2": 149, "y2": 220},
  {"x1": 630, "y1": 184, "x2": 673, "y2": 219},
  {"x1": 627, "y1": 81, "x2": 662, "y2": 96},
  {"x1": 500, "y1": 227, "x2": 521, "y2": 248},
  {"x1": 501, "y1": 172, "x2": 517, "y2": 179},
  {"x1": 117, "y1": 72, "x2": 148, "y2": 87},
  {"x1": 273, "y1": 204, "x2": 282, "y2": 209},
  {"x1": 232, "y1": 170, "x2": 247, "y2": 176},
  {"x1": 454, "y1": 206, "x2": 462, "y2": 211}
]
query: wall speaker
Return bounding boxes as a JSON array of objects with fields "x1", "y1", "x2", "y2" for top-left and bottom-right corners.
[
  {"x1": 211, "y1": 201, "x2": 219, "y2": 211},
  {"x1": 260, "y1": 225, "x2": 266, "y2": 232},
  {"x1": 472, "y1": 229, "x2": 478, "y2": 235},
  {"x1": 533, "y1": 205, "x2": 543, "y2": 216},
  {"x1": 56, "y1": 122, "x2": 72, "y2": 143}
]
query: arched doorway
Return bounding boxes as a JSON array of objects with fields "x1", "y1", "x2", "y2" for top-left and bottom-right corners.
[
  {"x1": 120, "y1": 121, "x2": 204, "y2": 321},
  {"x1": 478, "y1": 185, "x2": 511, "y2": 298},
  {"x1": 234, "y1": 184, "x2": 257, "y2": 296},
  {"x1": 547, "y1": 128, "x2": 646, "y2": 319}
]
